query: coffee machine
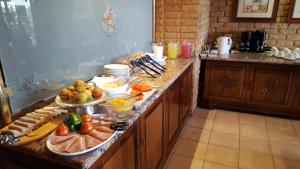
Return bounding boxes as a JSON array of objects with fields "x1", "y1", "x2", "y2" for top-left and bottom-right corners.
[{"x1": 239, "y1": 30, "x2": 266, "y2": 53}]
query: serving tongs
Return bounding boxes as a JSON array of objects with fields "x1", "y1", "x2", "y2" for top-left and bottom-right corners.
[
  {"x1": 130, "y1": 60, "x2": 158, "y2": 78},
  {"x1": 141, "y1": 57, "x2": 165, "y2": 72},
  {"x1": 137, "y1": 59, "x2": 161, "y2": 75},
  {"x1": 144, "y1": 55, "x2": 167, "y2": 71}
]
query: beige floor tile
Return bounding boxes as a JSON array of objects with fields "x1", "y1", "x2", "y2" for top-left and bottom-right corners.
[
  {"x1": 268, "y1": 129, "x2": 300, "y2": 146},
  {"x1": 181, "y1": 126, "x2": 211, "y2": 143},
  {"x1": 240, "y1": 136, "x2": 271, "y2": 154},
  {"x1": 273, "y1": 157, "x2": 300, "y2": 169},
  {"x1": 203, "y1": 161, "x2": 237, "y2": 169},
  {"x1": 209, "y1": 130, "x2": 239, "y2": 149},
  {"x1": 205, "y1": 144, "x2": 239, "y2": 167},
  {"x1": 174, "y1": 138, "x2": 208, "y2": 160},
  {"x1": 166, "y1": 154, "x2": 204, "y2": 169},
  {"x1": 240, "y1": 125, "x2": 268, "y2": 140},
  {"x1": 213, "y1": 121, "x2": 239, "y2": 135},
  {"x1": 291, "y1": 120, "x2": 300, "y2": 138},
  {"x1": 239, "y1": 151, "x2": 274, "y2": 169},
  {"x1": 186, "y1": 117, "x2": 214, "y2": 130},
  {"x1": 192, "y1": 108, "x2": 216, "y2": 120},
  {"x1": 215, "y1": 110, "x2": 240, "y2": 124},
  {"x1": 266, "y1": 117, "x2": 295, "y2": 133},
  {"x1": 271, "y1": 142, "x2": 300, "y2": 161},
  {"x1": 240, "y1": 113, "x2": 266, "y2": 128}
]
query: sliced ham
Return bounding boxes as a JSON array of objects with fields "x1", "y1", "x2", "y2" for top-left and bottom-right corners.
[
  {"x1": 53, "y1": 136, "x2": 77, "y2": 153},
  {"x1": 66, "y1": 136, "x2": 85, "y2": 153},
  {"x1": 94, "y1": 126, "x2": 114, "y2": 133},
  {"x1": 89, "y1": 130, "x2": 113, "y2": 141},
  {"x1": 85, "y1": 135, "x2": 102, "y2": 148},
  {"x1": 48, "y1": 134, "x2": 75, "y2": 145}
]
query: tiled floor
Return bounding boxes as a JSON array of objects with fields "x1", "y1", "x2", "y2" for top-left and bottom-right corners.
[{"x1": 164, "y1": 108, "x2": 300, "y2": 169}]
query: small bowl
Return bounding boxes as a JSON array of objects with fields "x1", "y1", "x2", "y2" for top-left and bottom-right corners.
[
  {"x1": 107, "y1": 94, "x2": 135, "y2": 113},
  {"x1": 99, "y1": 83, "x2": 129, "y2": 96}
]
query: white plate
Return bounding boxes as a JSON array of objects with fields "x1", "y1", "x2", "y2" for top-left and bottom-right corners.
[
  {"x1": 104, "y1": 64, "x2": 130, "y2": 70},
  {"x1": 46, "y1": 131, "x2": 117, "y2": 156},
  {"x1": 152, "y1": 56, "x2": 167, "y2": 62}
]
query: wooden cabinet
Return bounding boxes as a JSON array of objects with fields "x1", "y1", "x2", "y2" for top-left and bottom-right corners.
[
  {"x1": 247, "y1": 65, "x2": 293, "y2": 106},
  {"x1": 140, "y1": 99, "x2": 164, "y2": 169},
  {"x1": 204, "y1": 61, "x2": 247, "y2": 105},
  {"x1": 202, "y1": 60, "x2": 300, "y2": 117},
  {"x1": 181, "y1": 66, "x2": 193, "y2": 121},
  {"x1": 102, "y1": 133, "x2": 136, "y2": 169},
  {"x1": 165, "y1": 80, "x2": 181, "y2": 144},
  {"x1": 289, "y1": 70, "x2": 300, "y2": 111}
]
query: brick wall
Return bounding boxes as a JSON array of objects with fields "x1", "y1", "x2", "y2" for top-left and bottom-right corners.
[
  {"x1": 208, "y1": 0, "x2": 300, "y2": 48},
  {"x1": 155, "y1": 0, "x2": 211, "y2": 112}
]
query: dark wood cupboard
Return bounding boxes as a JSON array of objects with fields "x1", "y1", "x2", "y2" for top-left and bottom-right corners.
[
  {"x1": 102, "y1": 133, "x2": 136, "y2": 169},
  {"x1": 140, "y1": 100, "x2": 164, "y2": 169},
  {"x1": 204, "y1": 62, "x2": 247, "y2": 105},
  {"x1": 165, "y1": 80, "x2": 181, "y2": 144},
  {"x1": 181, "y1": 66, "x2": 193, "y2": 121},
  {"x1": 202, "y1": 60, "x2": 300, "y2": 117}
]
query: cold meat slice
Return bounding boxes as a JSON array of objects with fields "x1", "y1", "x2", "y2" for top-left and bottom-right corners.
[
  {"x1": 85, "y1": 135, "x2": 102, "y2": 148},
  {"x1": 66, "y1": 136, "x2": 85, "y2": 153},
  {"x1": 94, "y1": 126, "x2": 114, "y2": 133},
  {"x1": 48, "y1": 134, "x2": 75, "y2": 145},
  {"x1": 53, "y1": 136, "x2": 77, "y2": 153},
  {"x1": 89, "y1": 130, "x2": 113, "y2": 141}
]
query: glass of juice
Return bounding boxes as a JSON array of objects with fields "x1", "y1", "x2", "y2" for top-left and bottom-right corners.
[
  {"x1": 181, "y1": 43, "x2": 194, "y2": 58},
  {"x1": 168, "y1": 42, "x2": 179, "y2": 59}
]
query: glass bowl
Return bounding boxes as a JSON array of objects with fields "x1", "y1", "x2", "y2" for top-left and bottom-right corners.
[{"x1": 107, "y1": 94, "x2": 135, "y2": 113}]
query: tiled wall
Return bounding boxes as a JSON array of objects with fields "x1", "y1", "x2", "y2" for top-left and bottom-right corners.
[
  {"x1": 155, "y1": 0, "x2": 211, "y2": 112},
  {"x1": 208, "y1": 0, "x2": 300, "y2": 48}
]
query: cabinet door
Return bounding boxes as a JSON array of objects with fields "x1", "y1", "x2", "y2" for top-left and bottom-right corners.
[
  {"x1": 204, "y1": 61, "x2": 247, "y2": 103},
  {"x1": 289, "y1": 70, "x2": 300, "y2": 110},
  {"x1": 141, "y1": 101, "x2": 164, "y2": 169},
  {"x1": 102, "y1": 133, "x2": 136, "y2": 169},
  {"x1": 166, "y1": 81, "x2": 181, "y2": 143},
  {"x1": 181, "y1": 66, "x2": 192, "y2": 121},
  {"x1": 247, "y1": 65, "x2": 293, "y2": 106}
]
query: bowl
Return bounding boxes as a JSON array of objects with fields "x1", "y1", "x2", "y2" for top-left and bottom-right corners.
[
  {"x1": 107, "y1": 94, "x2": 135, "y2": 113},
  {"x1": 99, "y1": 83, "x2": 129, "y2": 96}
]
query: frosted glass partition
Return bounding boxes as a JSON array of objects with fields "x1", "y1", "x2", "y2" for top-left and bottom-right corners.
[{"x1": 0, "y1": 0, "x2": 153, "y2": 113}]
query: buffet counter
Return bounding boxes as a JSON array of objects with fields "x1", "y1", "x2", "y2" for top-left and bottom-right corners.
[
  {"x1": 0, "y1": 58, "x2": 194, "y2": 169},
  {"x1": 200, "y1": 52, "x2": 300, "y2": 117},
  {"x1": 200, "y1": 52, "x2": 300, "y2": 65}
]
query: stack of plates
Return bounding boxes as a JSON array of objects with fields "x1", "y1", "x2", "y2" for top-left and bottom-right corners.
[{"x1": 104, "y1": 64, "x2": 130, "y2": 77}]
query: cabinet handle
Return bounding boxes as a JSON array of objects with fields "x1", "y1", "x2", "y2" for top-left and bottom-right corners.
[{"x1": 138, "y1": 139, "x2": 145, "y2": 147}]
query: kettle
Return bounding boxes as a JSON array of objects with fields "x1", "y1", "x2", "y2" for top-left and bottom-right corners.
[{"x1": 217, "y1": 36, "x2": 232, "y2": 54}]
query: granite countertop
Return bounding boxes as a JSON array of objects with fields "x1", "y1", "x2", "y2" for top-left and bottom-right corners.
[
  {"x1": 6, "y1": 58, "x2": 194, "y2": 169},
  {"x1": 200, "y1": 52, "x2": 300, "y2": 66}
]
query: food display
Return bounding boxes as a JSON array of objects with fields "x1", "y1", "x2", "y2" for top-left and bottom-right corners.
[
  {"x1": 1, "y1": 107, "x2": 68, "y2": 138},
  {"x1": 56, "y1": 80, "x2": 107, "y2": 107},
  {"x1": 47, "y1": 113, "x2": 116, "y2": 156}
]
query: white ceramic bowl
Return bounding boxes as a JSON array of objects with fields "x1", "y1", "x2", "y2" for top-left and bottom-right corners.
[{"x1": 100, "y1": 83, "x2": 129, "y2": 96}]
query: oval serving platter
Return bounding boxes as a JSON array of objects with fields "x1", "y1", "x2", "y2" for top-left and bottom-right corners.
[{"x1": 46, "y1": 131, "x2": 116, "y2": 156}]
